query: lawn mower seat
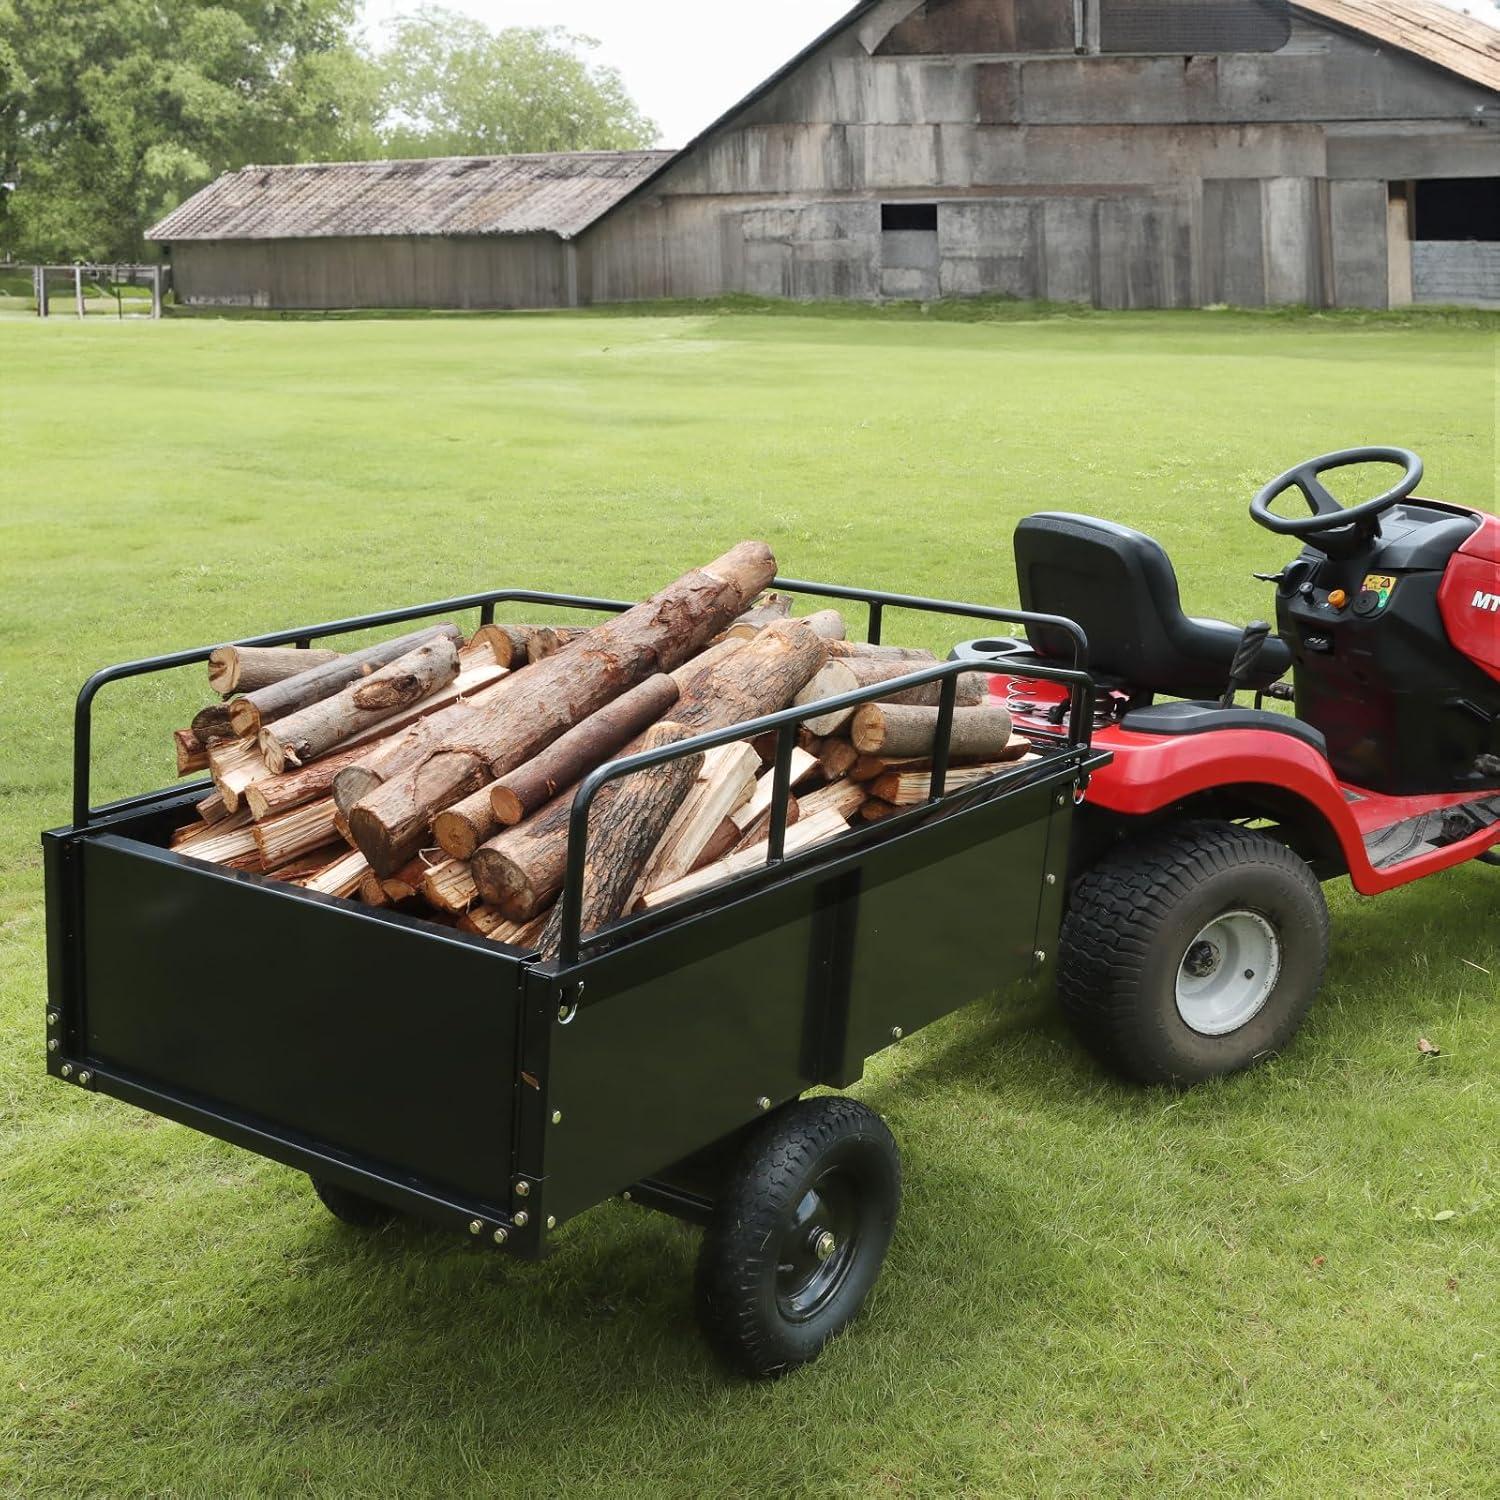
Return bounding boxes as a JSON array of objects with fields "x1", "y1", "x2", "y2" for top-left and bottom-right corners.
[{"x1": 1015, "y1": 512, "x2": 1293, "y2": 700}]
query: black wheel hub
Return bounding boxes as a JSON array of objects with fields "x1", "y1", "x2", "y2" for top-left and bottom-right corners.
[
  {"x1": 1183, "y1": 939, "x2": 1221, "y2": 979},
  {"x1": 775, "y1": 1169, "x2": 860, "y2": 1322}
]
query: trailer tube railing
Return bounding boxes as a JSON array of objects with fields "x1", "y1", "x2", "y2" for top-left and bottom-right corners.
[{"x1": 555, "y1": 651, "x2": 1095, "y2": 969}]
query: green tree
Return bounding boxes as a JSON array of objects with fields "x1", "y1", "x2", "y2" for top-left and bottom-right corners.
[
  {"x1": 0, "y1": 0, "x2": 379, "y2": 261},
  {"x1": 376, "y1": 8, "x2": 658, "y2": 159}
]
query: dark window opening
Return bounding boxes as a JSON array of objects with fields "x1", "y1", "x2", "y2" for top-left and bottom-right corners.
[
  {"x1": 1099, "y1": 0, "x2": 1290, "y2": 54},
  {"x1": 882, "y1": 203, "x2": 938, "y2": 233},
  {"x1": 1413, "y1": 179, "x2": 1500, "y2": 242}
]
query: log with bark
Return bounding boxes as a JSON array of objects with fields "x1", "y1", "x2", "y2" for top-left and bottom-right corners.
[
  {"x1": 175, "y1": 729, "x2": 210, "y2": 777},
  {"x1": 716, "y1": 592, "x2": 794, "y2": 641},
  {"x1": 819, "y1": 738, "x2": 859, "y2": 781},
  {"x1": 632, "y1": 741, "x2": 759, "y2": 898},
  {"x1": 865, "y1": 753, "x2": 1034, "y2": 807},
  {"x1": 190, "y1": 702, "x2": 239, "y2": 744},
  {"x1": 534, "y1": 722, "x2": 703, "y2": 957},
  {"x1": 793, "y1": 660, "x2": 862, "y2": 737},
  {"x1": 671, "y1": 618, "x2": 829, "y2": 734},
  {"x1": 850, "y1": 703, "x2": 1016, "y2": 759},
  {"x1": 209, "y1": 645, "x2": 342, "y2": 696},
  {"x1": 258, "y1": 637, "x2": 459, "y2": 773},
  {"x1": 485, "y1": 673, "x2": 680, "y2": 829},
  {"x1": 349, "y1": 542, "x2": 775, "y2": 876},
  {"x1": 838, "y1": 654, "x2": 986, "y2": 709},
  {"x1": 469, "y1": 623, "x2": 589, "y2": 671},
  {"x1": 826, "y1": 641, "x2": 937, "y2": 662},
  {"x1": 226, "y1": 623, "x2": 463, "y2": 738}
]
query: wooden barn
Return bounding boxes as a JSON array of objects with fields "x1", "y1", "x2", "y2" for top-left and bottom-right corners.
[{"x1": 152, "y1": 0, "x2": 1500, "y2": 312}]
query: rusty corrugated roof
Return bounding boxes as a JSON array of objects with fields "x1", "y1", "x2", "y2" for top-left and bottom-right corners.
[
  {"x1": 148, "y1": 151, "x2": 675, "y2": 243},
  {"x1": 1296, "y1": 0, "x2": 1500, "y2": 93}
]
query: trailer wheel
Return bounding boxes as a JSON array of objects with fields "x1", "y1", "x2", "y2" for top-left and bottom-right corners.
[
  {"x1": 310, "y1": 1176, "x2": 397, "y2": 1229},
  {"x1": 695, "y1": 1097, "x2": 901, "y2": 1379},
  {"x1": 1058, "y1": 819, "x2": 1329, "y2": 1086}
]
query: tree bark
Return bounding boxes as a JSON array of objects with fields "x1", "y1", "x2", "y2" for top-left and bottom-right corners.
[
  {"x1": 227, "y1": 623, "x2": 463, "y2": 738},
  {"x1": 487, "y1": 673, "x2": 679, "y2": 828},
  {"x1": 190, "y1": 702, "x2": 238, "y2": 743},
  {"x1": 793, "y1": 660, "x2": 862, "y2": 736},
  {"x1": 433, "y1": 782, "x2": 502, "y2": 861},
  {"x1": 800, "y1": 609, "x2": 847, "y2": 641},
  {"x1": 827, "y1": 641, "x2": 936, "y2": 662},
  {"x1": 258, "y1": 638, "x2": 459, "y2": 773},
  {"x1": 209, "y1": 645, "x2": 342, "y2": 696},
  {"x1": 839, "y1": 655, "x2": 986, "y2": 708},
  {"x1": 349, "y1": 542, "x2": 775, "y2": 876},
  {"x1": 175, "y1": 729, "x2": 210, "y2": 776},
  {"x1": 866, "y1": 753, "x2": 1033, "y2": 805},
  {"x1": 469, "y1": 623, "x2": 589, "y2": 670},
  {"x1": 535, "y1": 723, "x2": 702, "y2": 958},
  {"x1": 671, "y1": 619, "x2": 828, "y2": 734},
  {"x1": 819, "y1": 738, "x2": 859, "y2": 781},
  {"x1": 715, "y1": 592, "x2": 794, "y2": 641},
  {"x1": 849, "y1": 703, "x2": 1016, "y2": 759}
]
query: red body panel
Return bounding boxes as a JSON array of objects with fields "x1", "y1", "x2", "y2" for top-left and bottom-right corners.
[
  {"x1": 1437, "y1": 513, "x2": 1500, "y2": 683},
  {"x1": 988, "y1": 674, "x2": 1500, "y2": 896}
]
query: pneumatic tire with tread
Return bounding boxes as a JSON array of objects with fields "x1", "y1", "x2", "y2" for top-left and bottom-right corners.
[
  {"x1": 695, "y1": 1097, "x2": 901, "y2": 1379},
  {"x1": 1059, "y1": 819, "x2": 1329, "y2": 1086}
]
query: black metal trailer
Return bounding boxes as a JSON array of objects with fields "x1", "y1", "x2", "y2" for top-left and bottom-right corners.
[{"x1": 43, "y1": 577, "x2": 1103, "y2": 1377}]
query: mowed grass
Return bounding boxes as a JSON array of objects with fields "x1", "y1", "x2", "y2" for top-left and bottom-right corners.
[{"x1": 1, "y1": 306, "x2": 1497, "y2": 1497}]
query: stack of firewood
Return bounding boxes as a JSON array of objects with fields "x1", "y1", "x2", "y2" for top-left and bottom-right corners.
[{"x1": 169, "y1": 543, "x2": 1032, "y2": 956}]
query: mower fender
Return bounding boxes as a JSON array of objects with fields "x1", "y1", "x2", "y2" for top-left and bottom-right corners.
[{"x1": 1082, "y1": 725, "x2": 1375, "y2": 888}]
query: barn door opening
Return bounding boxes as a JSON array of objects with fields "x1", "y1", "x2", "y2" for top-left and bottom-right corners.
[{"x1": 880, "y1": 202, "x2": 940, "y2": 301}]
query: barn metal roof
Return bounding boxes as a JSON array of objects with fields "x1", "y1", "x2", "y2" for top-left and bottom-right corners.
[{"x1": 148, "y1": 151, "x2": 674, "y2": 243}]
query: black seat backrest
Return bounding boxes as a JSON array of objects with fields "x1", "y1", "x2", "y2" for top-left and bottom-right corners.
[{"x1": 1015, "y1": 512, "x2": 1285, "y2": 700}]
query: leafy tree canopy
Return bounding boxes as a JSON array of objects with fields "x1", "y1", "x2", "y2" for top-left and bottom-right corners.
[{"x1": 0, "y1": 2, "x2": 658, "y2": 262}]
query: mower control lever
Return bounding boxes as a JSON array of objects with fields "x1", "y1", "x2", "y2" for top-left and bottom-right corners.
[{"x1": 1220, "y1": 620, "x2": 1272, "y2": 709}]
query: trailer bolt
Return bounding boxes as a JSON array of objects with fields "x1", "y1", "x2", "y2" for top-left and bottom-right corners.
[
  {"x1": 46, "y1": 1010, "x2": 59, "y2": 1027},
  {"x1": 492, "y1": 1227, "x2": 508, "y2": 1246},
  {"x1": 1034, "y1": 950, "x2": 1047, "y2": 965},
  {"x1": 514, "y1": 1211, "x2": 529, "y2": 1229},
  {"x1": 1045, "y1": 874, "x2": 1057, "y2": 887},
  {"x1": 515, "y1": 1180, "x2": 530, "y2": 1197},
  {"x1": 813, "y1": 1230, "x2": 838, "y2": 1263},
  {"x1": 546, "y1": 1216, "x2": 556, "y2": 1230},
  {"x1": 622, "y1": 1190, "x2": 632, "y2": 1202},
  {"x1": 551, "y1": 1110, "x2": 563, "y2": 1125},
  {"x1": 77, "y1": 1071, "x2": 91, "y2": 1087},
  {"x1": 891, "y1": 1026, "x2": 904, "y2": 1041},
  {"x1": 1056, "y1": 794, "x2": 1066, "y2": 807},
  {"x1": 468, "y1": 1218, "x2": 484, "y2": 1236},
  {"x1": 756, "y1": 1096, "x2": 772, "y2": 1112},
  {"x1": 47, "y1": 1037, "x2": 59, "y2": 1052},
  {"x1": 60, "y1": 1063, "x2": 73, "y2": 1078}
]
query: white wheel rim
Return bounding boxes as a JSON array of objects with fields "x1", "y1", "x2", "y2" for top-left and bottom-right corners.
[{"x1": 1175, "y1": 910, "x2": 1281, "y2": 1037}]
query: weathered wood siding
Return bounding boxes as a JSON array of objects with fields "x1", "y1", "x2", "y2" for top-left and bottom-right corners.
[
  {"x1": 172, "y1": 234, "x2": 570, "y2": 310},
  {"x1": 579, "y1": 1, "x2": 1499, "y2": 309}
]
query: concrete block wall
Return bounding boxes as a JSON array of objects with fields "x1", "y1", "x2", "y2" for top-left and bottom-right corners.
[{"x1": 1413, "y1": 242, "x2": 1500, "y2": 306}]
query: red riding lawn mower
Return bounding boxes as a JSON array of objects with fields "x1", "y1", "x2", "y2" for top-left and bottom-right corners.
[{"x1": 961, "y1": 447, "x2": 1500, "y2": 1085}]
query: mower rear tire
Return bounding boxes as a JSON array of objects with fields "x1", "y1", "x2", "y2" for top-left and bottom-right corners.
[
  {"x1": 1058, "y1": 819, "x2": 1329, "y2": 1086},
  {"x1": 311, "y1": 1176, "x2": 397, "y2": 1229}
]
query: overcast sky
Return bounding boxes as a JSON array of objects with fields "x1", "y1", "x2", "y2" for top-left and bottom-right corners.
[
  {"x1": 360, "y1": 0, "x2": 855, "y2": 147},
  {"x1": 360, "y1": 0, "x2": 1500, "y2": 149}
]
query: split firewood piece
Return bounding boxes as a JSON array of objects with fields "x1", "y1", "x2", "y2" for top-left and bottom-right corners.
[
  {"x1": 672, "y1": 619, "x2": 829, "y2": 734},
  {"x1": 866, "y1": 753, "x2": 1034, "y2": 807},
  {"x1": 380, "y1": 854, "x2": 438, "y2": 904},
  {"x1": 850, "y1": 703, "x2": 1016, "y2": 759},
  {"x1": 470, "y1": 623, "x2": 589, "y2": 670},
  {"x1": 794, "y1": 660, "x2": 863, "y2": 737},
  {"x1": 273, "y1": 842, "x2": 351, "y2": 883},
  {"x1": 640, "y1": 807, "x2": 851, "y2": 912},
  {"x1": 715, "y1": 592, "x2": 795, "y2": 641},
  {"x1": 859, "y1": 798, "x2": 899, "y2": 823},
  {"x1": 258, "y1": 638, "x2": 459, "y2": 774},
  {"x1": 253, "y1": 796, "x2": 340, "y2": 869},
  {"x1": 421, "y1": 858, "x2": 479, "y2": 914},
  {"x1": 171, "y1": 808, "x2": 252, "y2": 849},
  {"x1": 840, "y1": 655, "x2": 986, "y2": 709},
  {"x1": 266, "y1": 667, "x2": 509, "y2": 821},
  {"x1": 731, "y1": 750, "x2": 821, "y2": 837},
  {"x1": 298, "y1": 848, "x2": 369, "y2": 898},
  {"x1": 208, "y1": 738, "x2": 269, "y2": 813},
  {"x1": 174, "y1": 729, "x2": 211, "y2": 777},
  {"x1": 850, "y1": 753, "x2": 931, "y2": 783},
  {"x1": 634, "y1": 741, "x2": 759, "y2": 897},
  {"x1": 175, "y1": 819, "x2": 262, "y2": 871},
  {"x1": 457, "y1": 904, "x2": 518, "y2": 938},
  {"x1": 535, "y1": 724, "x2": 703, "y2": 958},
  {"x1": 731, "y1": 796, "x2": 801, "y2": 854},
  {"x1": 827, "y1": 641, "x2": 936, "y2": 662},
  {"x1": 196, "y1": 787, "x2": 229, "y2": 824},
  {"x1": 358, "y1": 870, "x2": 392, "y2": 906},
  {"x1": 227, "y1": 623, "x2": 463, "y2": 739},
  {"x1": 350, "y1": 542, "x2": 775, "y2": 877},
  {"x1": 190, "y1": 702, "x2": 239, "y2": 743},
  {"x1": 209, "y1": 645, "x2": 343, "y2": 697},
  {"x1": 486, "y1": 674, "x2": 681, "y2": 829},
  {"x1": 820, "y1": 738, "x2": 859, "y2": 781},
  {"x1": 797, "y1": 779, "x2": 869, "y2": 823}
]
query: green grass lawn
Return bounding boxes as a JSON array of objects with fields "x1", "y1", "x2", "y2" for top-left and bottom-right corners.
[{"x1": 1, "y1": 305, "x2": 1497, "y2": 1497}]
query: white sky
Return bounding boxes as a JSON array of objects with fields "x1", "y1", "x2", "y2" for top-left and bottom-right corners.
[
  {"x1": 359, "y1": 1, "x2": 855, "y2": 147},
  {"x1": 360, "y1": 0, "x2": 1500, "y2": 148}
]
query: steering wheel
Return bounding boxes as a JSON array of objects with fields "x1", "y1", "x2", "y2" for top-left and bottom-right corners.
[{"x1": 1250, "y1": 447, "x2": 1423, "y2": 538}]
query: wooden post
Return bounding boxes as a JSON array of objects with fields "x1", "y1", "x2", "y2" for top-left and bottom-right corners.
[
  {"x1": 36, "y1": 266, "x2": 47, "y2": 318},
  {"x1": 74, "y1": 266, "x2": 85, "y2": 319},
  {"x1": 151, "y1": 265, "x2": 163, "y2": 320}
]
